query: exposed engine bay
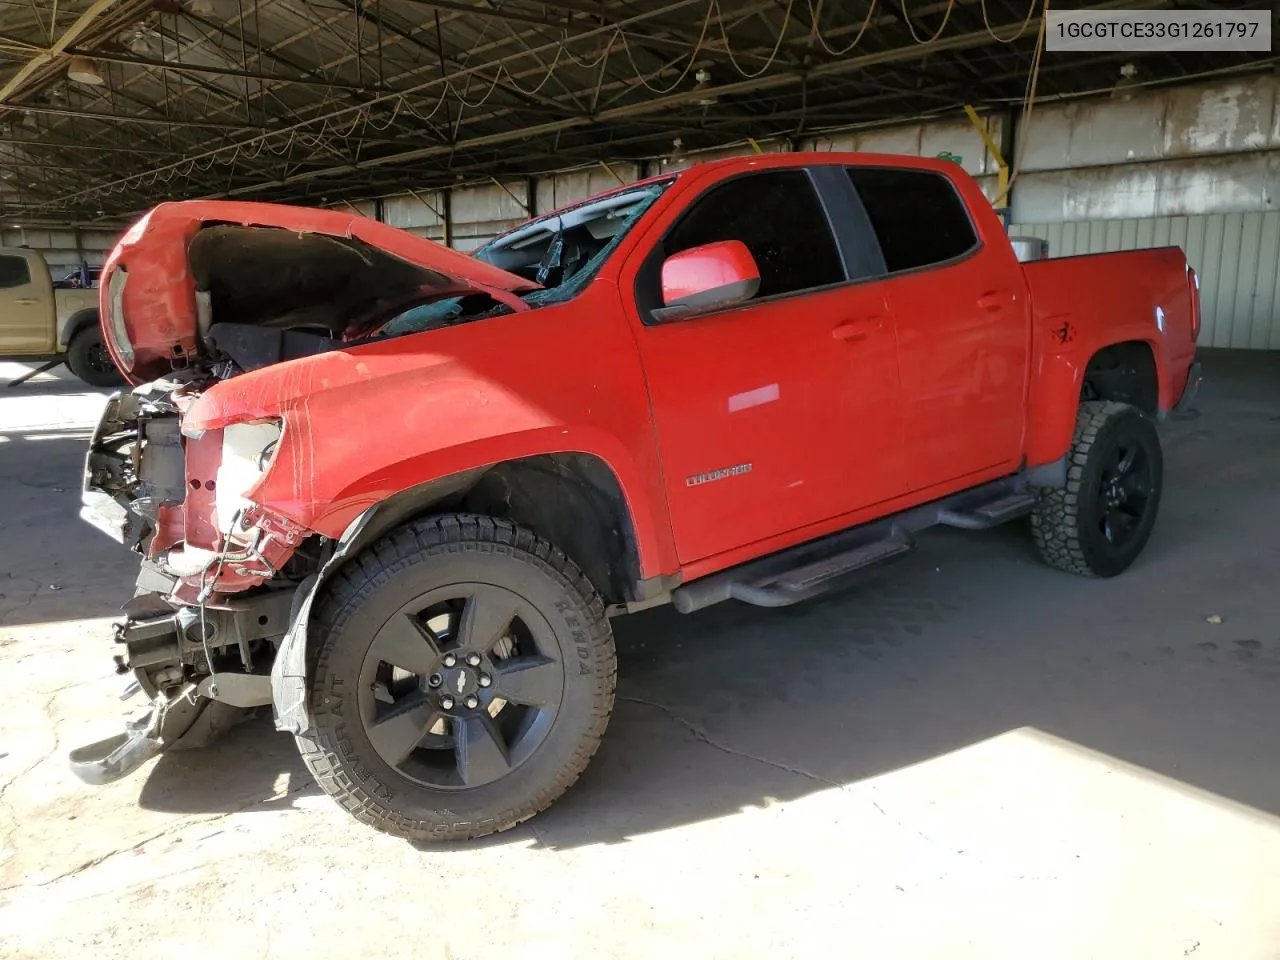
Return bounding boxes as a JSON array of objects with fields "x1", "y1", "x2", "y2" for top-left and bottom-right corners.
[{"x1": 185, "y1": 186, "x2": 662, "y2": 376}]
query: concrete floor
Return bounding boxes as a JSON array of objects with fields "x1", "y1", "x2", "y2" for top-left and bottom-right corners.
[{"x1": 1, "y1": 353, "x2": 1278, "y2": 959}]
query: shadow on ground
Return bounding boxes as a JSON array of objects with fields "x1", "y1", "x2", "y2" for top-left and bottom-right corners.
[{"x1": 35, "y1": 351, "x2": 1280, "y2": 847}]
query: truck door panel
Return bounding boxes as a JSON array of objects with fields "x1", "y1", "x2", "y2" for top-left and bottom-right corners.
[
  {"x1": 631, "y1": 169, "x2": 904, "y2": 565},
  {"x1": 845, "y1": 166, "x2": 1028, "y2": 490},
  {"x1": 0, "y1": 251, "x2": 54, "y2": 355}
]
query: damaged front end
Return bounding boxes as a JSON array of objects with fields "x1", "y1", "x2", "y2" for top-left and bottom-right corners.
[
  {"x1": 71, "y1": 199, "x2": 542, "y2": 785},
  {"x1": 72, "y1": 377, "x2": 322, "y2": 783}
]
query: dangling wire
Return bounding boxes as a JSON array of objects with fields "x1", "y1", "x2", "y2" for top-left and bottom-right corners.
[
  {"x1": 619, "y1": 0, "x2": 715, "y2": 95},
  {"x1": 981, "y1": 0, "x2": 1038, "y2": 43},
  {"x1": 898, "y1": 0, "x2": 956, "y2": 45},
  {"x1": 807, "y1": 0, "x2": 880, "y2": 57},
  {"x1": 450, "y1": 68, "x2": 506, "y2": 109},
  {"x1": 560, "y1": 26, "x2": 621, "y2": 69},
  {"x1": 502, "y1": 43, "x2": 569, "y2": 96},
  {"x1": 714, "y1": 0, "x2": 796, "y2": 79}
]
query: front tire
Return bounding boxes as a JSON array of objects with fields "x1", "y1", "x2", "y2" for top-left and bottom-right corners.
[
  {"x1": 1031, "y1": 401, "x2": 1163, "y2": 577},
  {"x1": 66, "y1": 325, "x2": 123, "y2": 387},
  {"x1": 299, "y1": 515, "x2": 616, "y2": 841}
]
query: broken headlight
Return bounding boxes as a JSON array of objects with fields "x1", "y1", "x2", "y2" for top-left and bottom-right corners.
[{"x1": 215, "y1": 420, "x2": 282, "y2": 534}]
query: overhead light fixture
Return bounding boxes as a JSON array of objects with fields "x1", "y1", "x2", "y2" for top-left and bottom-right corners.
[
  {"x1": 692, "y1": 68, "x2": 718, "y2": 107},
  {"x1": 67, "y1": 56, "x2": 105, "y2": 86},
  {"x1": 1111, "y1": 63, "x2": 1139, "y2": 101},
  {"x1": 127, "y1": 30, "x2": 152, "y2": 56},
  {"x1": 188, "y1": 0, "x2": 215, "y2": 14},
  {"x1": 663, "y1": 136, "x2": 686, "y2": 167}
]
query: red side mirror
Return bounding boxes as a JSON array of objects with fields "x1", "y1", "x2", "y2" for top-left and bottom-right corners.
[{"x1": 655, "y1": 240, "x2": 760, "y2": 322}]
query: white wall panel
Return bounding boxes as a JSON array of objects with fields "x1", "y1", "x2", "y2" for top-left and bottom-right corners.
[
  {"x1": 0, "y1": 226, "x2": 118, "y2": 275},
  {"x1": 810, "y1": 116, "x2": 1004, "y2": 178},
  {"x1": 1011, "y1": 212, "x2": 1280, "y2": 349},
  {"x1": 536, "y1": 163, "x2": 640, "y2": 213},
  {"x1": 1020, "y1": 77, "x2": 1279, "y2": 173}
]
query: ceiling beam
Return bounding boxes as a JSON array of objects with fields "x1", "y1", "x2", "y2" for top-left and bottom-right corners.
[
  {"x1": 64, "y1": 46, "x2": 384, "y2": 92},
  {"x1": 0, "y1": 135, "x2": 176, "y2": 155},
  {"x1": 11, "y1": 101, "x2": 260, "y2": 129},
  {"x1": 0, "y1": 0, "x2": 120, "y2": 103},
  {"x1": 218, "y1": 10, "x2": 1079, "y2": 193}
]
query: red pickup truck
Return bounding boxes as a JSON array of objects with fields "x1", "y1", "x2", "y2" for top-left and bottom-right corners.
[{"x1": 73, "y1": 152, "x2": 1201, "y2": 840}]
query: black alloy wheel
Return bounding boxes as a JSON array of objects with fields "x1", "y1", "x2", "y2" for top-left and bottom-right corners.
[
  {"x1": 359, "y1": 585, "x2": 566, "y2": 789},
  {"x1": 85, "y1": 340, "x2": 115, "y2": 377},
  {"x1": 299, "y1": 515, "x2": 616, "y2": 841},
  {"x1": 1096, "y1": 439, "x2": 1154, "y2": 548}
]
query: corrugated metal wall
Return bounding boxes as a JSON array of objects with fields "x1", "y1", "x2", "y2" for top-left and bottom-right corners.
[{"x1": 1011, "y1": 213, "x2": 1280, "y2": 349}]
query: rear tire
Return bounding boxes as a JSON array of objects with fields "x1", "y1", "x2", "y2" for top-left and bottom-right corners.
[
  {"x1": 299, "y1": 514, "x2": 616, "y2": 841},
  {"x1": 1031, "y1": 401, "x2": 1163, "y2": 577},
  {"x1": 66, "y1": 325, "x2": 123, "y2": 387}
]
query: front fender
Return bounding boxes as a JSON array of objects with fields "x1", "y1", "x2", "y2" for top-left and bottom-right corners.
[
  {"x1": 271, "y1": 468, "x2": 486, "y2": 735},
  {"x1": 184, "y1": 304, "x2": 676, "y2": 579},
  {"x1": 271, "y1": 508, "x2": 376, "y2": 736}
]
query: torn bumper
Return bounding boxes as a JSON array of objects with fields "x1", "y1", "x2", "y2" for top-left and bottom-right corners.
[
  {"x1": 80, "y1": 386, "x2": 185, "y2": 551},
  {"x1": 80, "y1": 391, "x2": 143, "y2": 545},
  {"x1": 68, "y1": 683, "x2": 203, "y2": 785}
]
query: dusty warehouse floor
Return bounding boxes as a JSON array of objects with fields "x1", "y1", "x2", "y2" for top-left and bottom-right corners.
[{"x1": 0, "y1": 353, "x2": 1278, "y2": 960}]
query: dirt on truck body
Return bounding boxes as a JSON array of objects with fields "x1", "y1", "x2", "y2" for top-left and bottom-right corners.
[{"x1": 73, "y1": 152, "x2": 1202, "y2": 840}]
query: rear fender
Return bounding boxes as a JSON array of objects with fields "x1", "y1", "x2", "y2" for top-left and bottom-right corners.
[
  {"x1": 58, "y1": 307, "x2": 99, "y2": 351},
  {"x1": 1024, "y1": 334, "x2": 1161, "y2": 465},
  {"x1": 1021, "y1": 246, "x2": 1193, "y2": 465}
]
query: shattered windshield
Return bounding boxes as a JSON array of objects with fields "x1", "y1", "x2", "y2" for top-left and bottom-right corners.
[{"x1": 383, "y1": 180, "x2": 670, "y2": 336}]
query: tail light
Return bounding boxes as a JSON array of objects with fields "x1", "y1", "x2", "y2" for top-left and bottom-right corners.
[{"x1": 1189, "y1": 268, "x2": 1201, "y2": 342}]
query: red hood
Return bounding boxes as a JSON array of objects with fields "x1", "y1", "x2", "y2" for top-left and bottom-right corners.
[{"x1": 100, "y1": 200, "x2": 539, "y2": 383}]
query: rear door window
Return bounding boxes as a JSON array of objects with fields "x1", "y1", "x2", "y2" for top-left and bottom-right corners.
[
  {"x1": 0, "y1": 254, "x2": 31, "y2": 289},
  {"x1": 845, "y1": 167, "x2": 978, "y2": 274}
]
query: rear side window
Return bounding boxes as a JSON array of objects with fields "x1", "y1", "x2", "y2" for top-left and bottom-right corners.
[
  {"x1": 665, "y1": 170, "x2": 845, "y2": 299},
  {"x1": 0, "y1": 254, "x2": 30, "y2": 289},
  {"x1": 845, "y1": 167, "x2": 978, "y2": 274}
]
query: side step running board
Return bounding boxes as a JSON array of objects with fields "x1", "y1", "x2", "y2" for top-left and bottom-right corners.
[
  {"x1": 672, "y1": 476, "x2": 1042, "y2": 614},
  {"x1": 729, "y1": 531, "x2": 914, "y2": 608},
  {"x1": 937, "y1": 491, "x2": 1039, "y2": 530}
]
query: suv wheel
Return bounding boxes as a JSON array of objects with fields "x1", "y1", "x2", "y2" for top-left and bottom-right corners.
[
  {"x1": 1031, "y1": 400, "x2": 1163, "y2": 577},
  {"x1": 298, "y1": 515, "x2": 616, "y2": 841}
]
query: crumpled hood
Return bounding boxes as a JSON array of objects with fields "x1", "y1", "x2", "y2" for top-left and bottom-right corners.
[{"x1": 99, "y1": 200, "x2": 540, "y2": 383}]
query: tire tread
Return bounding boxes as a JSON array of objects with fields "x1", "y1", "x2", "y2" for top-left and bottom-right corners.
[
  {"x1": 299, "y1": 513, "x2": 615, "y2": 841},
  {"x1": 1031, "y1": 400, "x2": 1150, "y2": 577}
]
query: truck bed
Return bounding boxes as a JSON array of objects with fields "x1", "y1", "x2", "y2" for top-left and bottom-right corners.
[{"x1": 1022, "y1": 246, "x2": 1199, "y2": 413}]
